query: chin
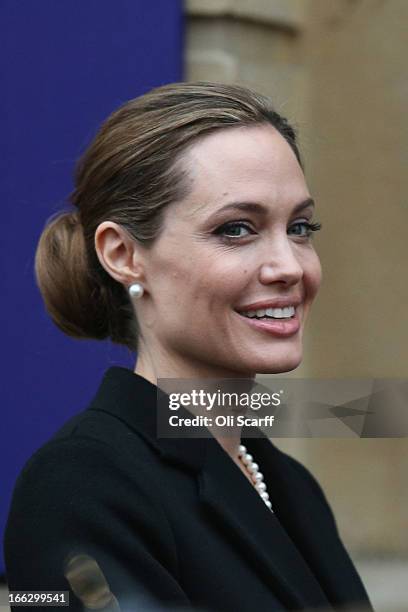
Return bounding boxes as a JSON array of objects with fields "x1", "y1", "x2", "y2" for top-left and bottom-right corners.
[
  {"x1": 250, "y1": 349, "x2": 303, "y2": 375},
  {"x1": 255, "y1": 361, "x2": 301, "y2": 375}
]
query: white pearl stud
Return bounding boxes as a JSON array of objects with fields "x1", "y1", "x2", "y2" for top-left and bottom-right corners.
[{"x1": 128, "y1": 283, "x2": 144, "y2": 299}]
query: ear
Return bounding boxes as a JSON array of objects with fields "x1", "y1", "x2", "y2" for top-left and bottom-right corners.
[{"x1": 94, "y1": 222, "x2": 145, "y2": 287}]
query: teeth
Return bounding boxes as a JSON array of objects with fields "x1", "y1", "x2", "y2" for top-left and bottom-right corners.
[{"x1": 241, "y1": 306, "x2": 296, "y2": 319}]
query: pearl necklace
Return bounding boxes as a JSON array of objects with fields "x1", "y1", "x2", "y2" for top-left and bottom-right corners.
[{"x1": 238, "y1": 444, "x2": 273, "y2": 511}]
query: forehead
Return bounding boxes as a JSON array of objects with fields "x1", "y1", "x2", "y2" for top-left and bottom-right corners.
[{"x1": 178, "y1": 124, "x2": 308, "y2": 217}]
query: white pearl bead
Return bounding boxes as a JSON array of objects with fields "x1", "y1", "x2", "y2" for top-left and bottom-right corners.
[
  {"x1": 247, "y1": 462, "x2": 259, "y2": 473},
  {"x1": 255, "y1": 482, "x2": 267, "y2": 492},
  {"x1": 260, "y1": 491, "x2": 270, "y2": 501},
  {"x1": 265, "y1": 500, "x2": 272, "y2": 509},
  {"x1": 252, "y1": 472, "x2": 264, "y2": 483},
  {"x1": 242, "y1": 453, "x2": 253, "y2": 465},
  {"x1": 238, "y1": 445, "x2": 247, "y2": 454}
]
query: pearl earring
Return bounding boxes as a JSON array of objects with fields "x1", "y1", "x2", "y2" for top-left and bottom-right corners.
[{"x1": 128, "y1": 283, "x2": 144, "y2": 299}]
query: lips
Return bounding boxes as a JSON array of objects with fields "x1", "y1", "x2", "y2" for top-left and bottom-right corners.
[{"x1": 235, "y1": 302, "x2": 302, "y2": 337}]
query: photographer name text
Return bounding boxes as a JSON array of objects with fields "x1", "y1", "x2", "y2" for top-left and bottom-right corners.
[{"x1": 168, "y1": 414, "x2": 275, "y2": 427}]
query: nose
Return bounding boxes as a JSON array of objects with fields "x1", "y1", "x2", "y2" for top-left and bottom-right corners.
[{"x1": 258, "y1": 237, "x2": 304, "y2": 287}]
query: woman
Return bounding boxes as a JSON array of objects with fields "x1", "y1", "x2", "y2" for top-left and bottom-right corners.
[{"x1": 5, "y1": 82, "x2": 373, "y2": 611}]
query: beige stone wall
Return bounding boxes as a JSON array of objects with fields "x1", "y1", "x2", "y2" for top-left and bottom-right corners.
[
  {"x1": 302, "y1": 0, "x2": 408, "y2": 379},
  {"x1": 186, "y1": 0, "x2": 310, "y2": 127},
  {"x1": 184, "y1": 0, "x2": 408, "y2": 557},
  {"x1": 289, "y1": 0, "x2": 408, "y2": 559}
]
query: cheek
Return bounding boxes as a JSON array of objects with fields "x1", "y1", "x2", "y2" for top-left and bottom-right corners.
[
  {"x1": 150, "y1": 250, "x2": 221, "y2": 313},
  {"x1": 304, "y1": 251, "x2": 322, "y2": 298},
  {"x1": 147, "y1": 248, "x2": 192, "y2": 317},
  {"x1": 191, "y1": 255, "x2": 251, "y2": 307},
  {"x1": 165, "y1": 245, "x2": 245, "y2": 295}
]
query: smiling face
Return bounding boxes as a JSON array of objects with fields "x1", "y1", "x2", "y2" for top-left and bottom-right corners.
[{"x1": 136, "y1": 124, "x2": 322, "y2": 378}]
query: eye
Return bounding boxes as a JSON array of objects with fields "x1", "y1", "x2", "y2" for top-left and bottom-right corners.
[
  {"x1": 214, "y1": 221, "x2": 255, "y2": 239},
  {"x1": 288, "y1": 221, "x2": 322, "y2": 238}
]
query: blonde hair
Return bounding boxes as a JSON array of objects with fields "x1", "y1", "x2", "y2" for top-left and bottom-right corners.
[{"x1": 35, "y1": 81, "x2": 301, "y2": 351}]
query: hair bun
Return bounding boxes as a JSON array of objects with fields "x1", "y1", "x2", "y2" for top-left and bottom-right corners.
[
  {"x1": 35, "y1": 210, "x2": 137, "y2": 349},
  {"x1": 34, "y1": 210, "x2": 111, "y2": 342}
]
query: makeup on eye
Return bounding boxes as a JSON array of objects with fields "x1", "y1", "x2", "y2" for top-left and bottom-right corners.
[
  {"x1": 207, "y1": 197, "x2": 318, "y2": 238},
  {"x1": 213, "y1": 219, "x2": 322, "y2": 240},
  {"x1": 213, "y1": 220, "x2": 256, "y2": 238},
  {"x1": 288, "y1": 220, "x2": 322, "y2": 238}
]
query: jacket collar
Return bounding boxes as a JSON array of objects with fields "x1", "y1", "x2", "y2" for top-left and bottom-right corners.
[
  {"x1": 87, "y1": 367, "x2": 370, "y2": 610},
  {"x1": 88, "y1": 366, "x2": 208, "y2": 471}
]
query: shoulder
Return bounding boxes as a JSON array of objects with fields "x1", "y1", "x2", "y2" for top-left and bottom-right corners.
[
  {"x1": 8, "y1": 408, "x2": 161, "y2": 513},
  {"x1": 7, "y1": 434, "x2": 157, "y2": 531}
]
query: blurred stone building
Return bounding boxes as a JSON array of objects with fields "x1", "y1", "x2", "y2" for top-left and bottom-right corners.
[{"x1": 185, "y1": 1, "x2": 407, "y2": 609}]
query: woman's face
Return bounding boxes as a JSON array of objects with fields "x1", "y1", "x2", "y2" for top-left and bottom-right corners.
[{"x1": 139, "y1": 124, "x2": 322, "y2": 377}]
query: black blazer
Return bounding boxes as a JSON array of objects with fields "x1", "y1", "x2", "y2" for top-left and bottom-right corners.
[{"x1": 5, "y1": 367, "x2": 372, "y2": 611}]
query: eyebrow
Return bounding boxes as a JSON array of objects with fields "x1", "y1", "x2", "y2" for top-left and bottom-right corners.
[{"x1": 213, "y1": 198, "x2": 315, "y2": 217}]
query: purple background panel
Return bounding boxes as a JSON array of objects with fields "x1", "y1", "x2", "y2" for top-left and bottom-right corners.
[{"x1": 1, "y1": 0, "x2": 184, "y2": 575}]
